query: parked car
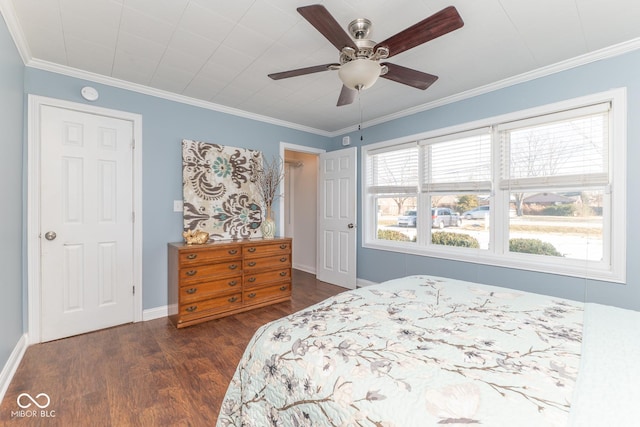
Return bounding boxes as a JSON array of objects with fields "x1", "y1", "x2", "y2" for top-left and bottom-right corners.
[
  {"x1": 432, "y1": 207, "x2": 462, "y2": 229},
  {"x1": 462, "y1": 205, "x2": 490, "y2": 220},
  {"x1": 398, "y1": 208, "x2": 462, "y2": 228},
  {"x1": 397, "y1": 210, "x2": 417, "y2": 227}
]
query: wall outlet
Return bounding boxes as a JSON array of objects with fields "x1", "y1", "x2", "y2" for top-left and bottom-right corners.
[{"x1": 173, "y1": 200, "x2": 183, "y2": 212}]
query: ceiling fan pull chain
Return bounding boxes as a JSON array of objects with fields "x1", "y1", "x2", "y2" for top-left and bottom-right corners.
[{"x1": 359, "y1": 93, "x2": 363, "y2": 141}]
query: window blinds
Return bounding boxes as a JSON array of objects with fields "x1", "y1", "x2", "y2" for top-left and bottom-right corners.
[
  {"x1": 420, "y1": 128, "x2": 492, "y2": 193},
  {"x1": 499, "y1": 103, "x2": 610, "y2": 190},
  {"x1": 367, "y1": 143, "x2": 418, "y2": 194}
]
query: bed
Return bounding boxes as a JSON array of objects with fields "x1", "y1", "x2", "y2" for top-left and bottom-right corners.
[{"x1": 216, "y1": 275, "x2": 640, "y2": 426}]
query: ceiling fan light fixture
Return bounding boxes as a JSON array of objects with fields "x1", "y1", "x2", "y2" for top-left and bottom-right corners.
[
  {"x1": 338, "y1": 59, "x2": 381, "y2": 91},
  {"x1": 272, "y1": 5, "x2": 464, "y2": 106}
]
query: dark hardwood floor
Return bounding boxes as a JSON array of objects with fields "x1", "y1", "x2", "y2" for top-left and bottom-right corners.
[{"x1": 0, "y1": 270, "x2": 345, "y2": 426}]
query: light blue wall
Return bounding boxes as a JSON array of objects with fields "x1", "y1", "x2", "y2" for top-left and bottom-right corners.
[
  {"x1": 335, "y1": 49, "x2": 640, "y2": 310},
  {"x1": 23, "y1": 68, "x2": 330, "y2": 310},
  {"x1": 0, "y1": 15, "x2": 25, "y2": 372}
]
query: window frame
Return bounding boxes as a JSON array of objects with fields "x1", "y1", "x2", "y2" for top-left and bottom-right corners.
[{"x1": 361, "y1": 88, "x2": 627, "y2": 283}]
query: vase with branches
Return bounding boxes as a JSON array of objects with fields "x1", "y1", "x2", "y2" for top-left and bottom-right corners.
[{"x1": 253, "y1": 155, "x2": 284, "y2": 238}]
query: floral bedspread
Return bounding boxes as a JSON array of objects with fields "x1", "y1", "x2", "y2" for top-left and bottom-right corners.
[{"x1": 217, "y1": 275, "x2": 583, "y2": 426}]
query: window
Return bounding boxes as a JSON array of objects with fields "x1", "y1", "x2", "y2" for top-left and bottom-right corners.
[
  {"x1": 499, "y1": 104, "x2": 610, "y2": 263},
  {"x1": 367, "y1": 143, "x2": 419, "y2": 243},
  {"x1": 362, "y1": 89, "x2": 626, "y2": 282},
  {"x1": 421, "y1": 129, "x2": 492, "y2": 250}
]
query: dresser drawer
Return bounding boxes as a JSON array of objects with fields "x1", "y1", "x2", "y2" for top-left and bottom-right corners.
[
  {"x1": 180, "y1": 260, "x2": 241, "y2": 283},
  {"x1": 179, "y1": 246, "x2": 241, "y2": 266},
  {"x1": 244, "y1": 268, "x2": 290, "y2": 287},
  {"x1": 244, "y1": 283, "x2": 291, "y2": 304},
  {"x1": 180, "y1": 276, "x2": 241, "y2": 304},
  {"x1": 243, "y1": 241, "x2": 291, "y2": 258},
  {"x1": 243, "y1": 254, "x2": 290, "y2": 271},
  {"x1": 179, "y1": 292, "x2": 242, "y2": 318}
]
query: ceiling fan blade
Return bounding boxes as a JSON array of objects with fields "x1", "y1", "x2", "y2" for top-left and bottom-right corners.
[
  {"x1": 268, "y1": 63, "x2": 339, "y2": 80},
  {"x1": 381, "y1": 63, "x2": 438, "y2": 90},
  {"x1": 375, "y1": 6, "x2": 463, "y2": 58},
  {"x1": 297, "y1": 4, "x2": 358, "y2": 51},
  {"x1": 337, "y1": 85, "x2": 357, "y2": 106}
]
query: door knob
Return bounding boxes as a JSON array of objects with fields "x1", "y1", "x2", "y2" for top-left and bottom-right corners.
[
  {"x1": 44, "y1": 231, "x2": 57, "y2": 241},
  {"x1": 347, "y1": 223, "x2": 355, "y2": 229}
]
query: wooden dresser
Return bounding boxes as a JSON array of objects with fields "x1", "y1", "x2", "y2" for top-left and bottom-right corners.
[{"x1": 168, "y1": 237, "x2": 292, "y2": 328}]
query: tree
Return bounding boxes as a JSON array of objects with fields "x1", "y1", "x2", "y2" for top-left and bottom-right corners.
[
  {"x1": 375, "y1": 150, "x2": 418, "y2": 215},
  {"x1": 509, "y1": 130, "x2": 572, "y2": 216},
  {"x1": 457, "y1": 195, "x2": 478, "y2": 213}
]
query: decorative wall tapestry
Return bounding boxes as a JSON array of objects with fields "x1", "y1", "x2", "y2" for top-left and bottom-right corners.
[{"x1": 182, "y1": 139, "x2": 263, "y2": 240}]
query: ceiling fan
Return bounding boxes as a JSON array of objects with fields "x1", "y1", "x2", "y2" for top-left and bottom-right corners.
[{"x1": 268, "y1": 4, "x2": 464, "y2": 106}]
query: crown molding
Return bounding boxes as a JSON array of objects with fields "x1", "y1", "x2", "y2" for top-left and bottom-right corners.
[
  {"x1": 330, "y1": 37, "x2": 640, "y2": 137},
  {"x1": 3, "y1": 0, "x2": 638, "y2": 140},
  {"x1": 0, "y1": 0, "x2": 32, "y2": 64},
  {"x1": 25, "y1": 58, "x2": 333, "y2": 137},
  {"x1": 29, "y1": 34, "x2": 638, "y2": 139},
  {"x1": 1, "y1": 0, "x2": 328, "y2": 137},
  {"x1": 1, "y1": 0, "x2": 330, "y2": 136}
]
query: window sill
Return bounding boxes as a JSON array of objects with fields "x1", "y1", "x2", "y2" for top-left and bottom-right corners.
[{"x1": 362, "y1": 240, "x2": 625, "y2": 284}]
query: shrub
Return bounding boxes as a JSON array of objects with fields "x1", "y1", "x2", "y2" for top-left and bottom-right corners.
[
  {"x1": 542, "y1": 204, "x2": 574, "y2": 216},
  {"x1": 378, "y1": 229, "x2": 412, "y2": 242},
  {"x1": 509, "y1": 238, "x2": 563, "y2": 256},
  {"x1": 432, "y1": 231, "x2": 479, "y2": 248}
]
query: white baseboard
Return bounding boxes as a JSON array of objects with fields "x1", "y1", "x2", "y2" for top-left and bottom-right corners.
[
  {"x1": 0, "y1": 333, "x2": 28, "y2": 405},
  {"x1": 356, "y1": 278, "x2": 378, "y2": 288},
  {"x1": 142, "y1": 305, "x2": 168, "y2": 321},
  {"x1": 293, "y1": 263, "x2": 316, "y2": 275}
]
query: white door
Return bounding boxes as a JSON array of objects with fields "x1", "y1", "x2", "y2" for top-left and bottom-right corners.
[
  {"x1": 40, "y1": 105, "x2": 135, "y2": 342},
  {"x1": 317, "y1": 147, "x2": 357, "y2": 289}
]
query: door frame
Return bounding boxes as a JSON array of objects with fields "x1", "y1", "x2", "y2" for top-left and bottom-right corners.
[
  {"x1": 27, "y1": 95, "x2": 143, "y2": 344},
  {"x1": 278, "y1": 142, "x2": 325, "y2": 236}
]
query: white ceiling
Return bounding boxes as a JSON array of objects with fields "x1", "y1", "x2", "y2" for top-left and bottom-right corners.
[{"x1": 3, "y1": 0, "x2": 640, "y2": 134}]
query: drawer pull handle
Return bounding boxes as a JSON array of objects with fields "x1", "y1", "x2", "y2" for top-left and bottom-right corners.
[
  {"x1": 185, "y1": 288, "x2": 197, "y2": 294},
  {"x1": 186, "y1": 270, "x2": 197, "y2": 276},
  {"x1": 228, "y1": 249, "x2": 238, "y2": 255},
  {"x1": 248, "y1": 247, "x2": 256, "y2": 253},
  {"x1": 280, "y1": 244, "x2": 287, "y2": 249},
  {"x1": 185, "y1": 306, "x2": 197, "y2": 312},
  {"x1": 279, "y1": 257, "x2": 287, "y2": 262},
  {"x1": 248, "y1": 261, "x2": 256, "y2": 267},
  {"x1": 279, "y1": 286, "x2": 288, "y2": 291},
  {"x1": 248, "y1": 292, "x2": 256, "y2": 298},
  {"x1": 186, "y1": 254, "x2": 197, "y2": 260},
  {"x1": 279, "y1": 271, "x2": 287, "y2": 277},
  {"x1": 229, "y1": 264, "x2": 238, "y2": 270},
  {"x1": 248, "y1": 277, "x2": 256, "y2": 283},
  {"x1": 228, "y1": 280, "x2": 238, "y2": 286},
  {"x1": 228, "y1": 296, "x2": 238, "y2": 303}
]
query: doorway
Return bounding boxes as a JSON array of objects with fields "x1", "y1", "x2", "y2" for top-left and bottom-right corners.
[{"x1": 280, "y1": 143, "x2": 324, "y2": 274}]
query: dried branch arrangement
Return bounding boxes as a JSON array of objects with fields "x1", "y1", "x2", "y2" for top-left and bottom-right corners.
[{"x1": 253, "y1": 155, "x2": 284, "y2": 214}]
